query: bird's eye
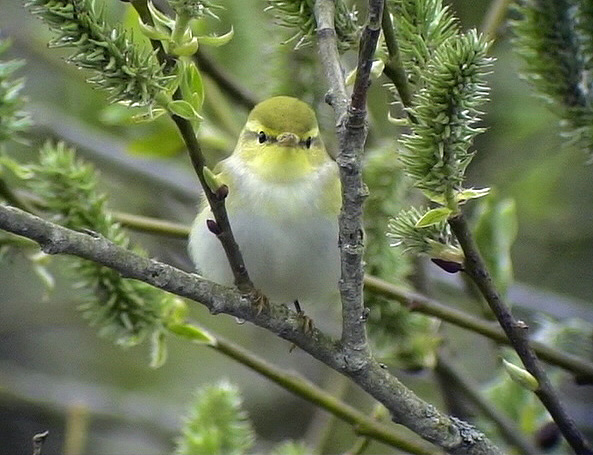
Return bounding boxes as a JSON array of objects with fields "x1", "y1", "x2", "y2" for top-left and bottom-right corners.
[
  {"x1": 258, "y1": 131, "x2": 267, "y2": 144},
  {"x1": 305, "y1": 137, "x2": 312, "y2": 149}
]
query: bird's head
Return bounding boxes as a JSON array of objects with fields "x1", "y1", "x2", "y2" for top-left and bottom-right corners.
[{"x1": 233, "y1": 96, "x2": 330, "y2": 182}]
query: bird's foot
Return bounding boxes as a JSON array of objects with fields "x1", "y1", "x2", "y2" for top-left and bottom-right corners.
[
  {"x1": 246, "y1": 288, "x2": 268, "y2": 315},
  {"x1": 294, "y1": 300, "x2": 314, "y2": 334}
]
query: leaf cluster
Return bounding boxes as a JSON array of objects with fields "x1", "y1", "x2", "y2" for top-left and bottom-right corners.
[
  {"x1": 266, "y1": 0, "x2": 360, "y2": 51},
  {"x1": 388, "y1": 3, "x2": 492, "y2": 264},
  {"x1": 387, "y1": 0, "x2": 459, "y2": 91},
  {"x1": 176, "y1": 382, "x2": 255, "y2": 455},
  {"x1": 0, "y1": 37, "x2": 30, "y2": 144},
  {"x1": 399, "y1": 30, "x2": 492, "y2": 200},
  {"x1": 17, "y1": 142, "x2": 175, "y2": 348},
  {"x1": 26, "y1": 0, "x2": 172, "y2": 107},
  {"x1": 512, "y1": 0, "x2": 593, "y2": 158}
]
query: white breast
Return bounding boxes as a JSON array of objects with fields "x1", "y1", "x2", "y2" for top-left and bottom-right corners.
[{"x1": 188, "y1": 156, "x2": 340, "y2": 306}]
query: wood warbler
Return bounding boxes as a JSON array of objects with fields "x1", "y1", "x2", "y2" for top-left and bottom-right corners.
[{"x1": 189, "y1": 96, "x2": 341, "y2": 307}]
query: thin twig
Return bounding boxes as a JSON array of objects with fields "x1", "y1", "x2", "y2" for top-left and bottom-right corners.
[
  {"x1": 170, "y1": 115, "x2": 253, "y2": 292},
  {"x1": 481, "y1": 0, "x2": 512, "y2": 40},
  {"x1": 211, "y1": 334, "x2": 439, "y2": 455},
  {"x1": 449, "y1": 213, "x2": 593, "y2": 455},
  {"x1": 380, "y1": 3, "x2": 414, "y2": 109},
  {"x1": 342, "y1": 404, "x2": 387, "y2": 455},
  {"x1": 32, "y1": 431, "x2": 49, "y2": 455},
  {"x1": 436, "y1": 352, "x2": 540, "y2": 455},
  {"x1": 0, "y1": 204, "x2": 503, "y2": 454},
  {"x1": 111, "y1": 211, "x2": 189, "y2": 239},
  {"x1": 363, "y1": 274, "x2": 593, "y2": 381},
  {"x1": 194, "y1": 51, "x2": 258, "y2": 110},
  {"x1": 128, "y1": 0, "x2": 254, "y2": 292}
]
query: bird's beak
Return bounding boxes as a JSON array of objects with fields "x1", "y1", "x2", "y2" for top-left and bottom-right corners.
[{"x1": 277, "y1": 132, "x2": 300, "y2": 147}]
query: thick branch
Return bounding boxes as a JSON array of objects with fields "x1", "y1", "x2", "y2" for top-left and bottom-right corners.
[
  {"x1": 333, "y1": 0, "x2": 384, "y2": 353},
  {"x1": 0, "y1": 204, "x2": 503, "y2": 455},
  {"x1": 95, "y1": 210, "x2": 593, "y2": 381},
  {"x1": 314, "y1": 0, "x2": 348, "y2": 118},
  {"x1": 449, "y1": 214, "x2": 593, "y2": 455}
]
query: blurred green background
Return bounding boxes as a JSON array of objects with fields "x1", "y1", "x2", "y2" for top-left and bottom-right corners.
[{"x1": 0, "y1": 0, "x2": 592, "y2": 454}]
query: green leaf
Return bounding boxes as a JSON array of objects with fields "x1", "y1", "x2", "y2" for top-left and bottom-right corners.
[
  {"x1": 168, "y1": 99, "x2": 202, "y2": 120},
  {"x1": 415, "y1": 207, "x2": 453, "y2": 227},
  {"x1": 150, "y1": 329, "x2": 168, "y2": 368},
  {"x1": 429, "y1": 187, "x2": 491, "y2": 204},
  {"x1": 138, "y1": 20, "x2": 171, "y2": 41},
  {"x1": 172, "y1": 37, "x2": 200, "y2": 56},
  {"x1": 473, "y1": 195, "x2": 517, "y2": 297},
  {"x1": 457, "y1": 187, "x2": 491, "y2": 202},
  {"x1": 168, "y1": 323, "x2": 216, "y2": 345},
  {"x1": 197, "y1": 27, "x2": 234, "y2": 47},
  {"x1": 147, "y1": 0, "x2": 175, "y2": 31},
  {"x1": 180, "y1": 62, "x2": 205, "y2": 112},
  {"x1": 502, "y1": 359, "x2": 539, "y2": 391}
]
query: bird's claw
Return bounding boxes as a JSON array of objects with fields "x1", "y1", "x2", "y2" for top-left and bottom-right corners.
[
  {"x1": 249, "y1": 288, "x2": 268, "y2": 315},
  {"x1": 294, "y1": 300, "x2": 314, "y2": 334}
]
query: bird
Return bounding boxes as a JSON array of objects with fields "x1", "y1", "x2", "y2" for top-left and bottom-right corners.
[{"x1": 188, "y1": 96, "x2": 341, "y2": 312}]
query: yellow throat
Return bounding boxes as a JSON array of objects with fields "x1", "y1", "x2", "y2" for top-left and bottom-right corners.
[{"x1": 232, "y1": 96, "x2": 331, "y2": 183}]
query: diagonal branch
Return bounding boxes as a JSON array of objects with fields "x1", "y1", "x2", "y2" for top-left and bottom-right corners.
[
  {"x1": 211, "y1": 334, "x2": 439, "y2": 455},
  {"x1": 436, "y1": 353, "x2": 540, "y2": 455},
  {"x1": 129, "y1": 0, "x2": 254, "y2": 293},
  {"x1": 0, "y1": 204, "x2": 503, "y2": 455},
  {"x1": 364, "y1": 274, "x2": 593, "y2": 381},
  {"x1": 449, "y1": 214, "x2": 593, "y2": 455}
]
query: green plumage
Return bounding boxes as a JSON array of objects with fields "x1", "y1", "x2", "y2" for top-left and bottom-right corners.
[{"x1": 248, "y1": 96, "x2": 317, "y2": 135}]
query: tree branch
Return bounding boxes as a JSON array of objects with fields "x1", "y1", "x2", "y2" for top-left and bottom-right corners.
[
  {"x1": 20, "y1": 204, "x2": 591, "y2": 381},
  {"x1": 364, "y1": 274, "x2": 593, "y2": 381},
  {"x1": 211, "y1": 334, "x2": 439, "y2": 455},
  {"x1": 0, "y1": 204, "x2": 503, "y2": 455},
  {"x1": 436, "y1": 353, "x2": 540, "y2": 455},
  {"x1": 194, "y1": 51, "x2": 258, "y2": 111},
  {"x1": 96, "y1": 210, "x2": 593, "y2": 381},
  {"x1": 128, "y1": 0, "x2": 254, "y2": 293},
  {"x1": 314, "y1": 0, "x2": 348, "y2": 118},
  {"x1": 449, "y1": 213, "x2": 593, "y2": 455},
  {"x1": 332, "y1": 0, "x2": 383, "y2": 353}
]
